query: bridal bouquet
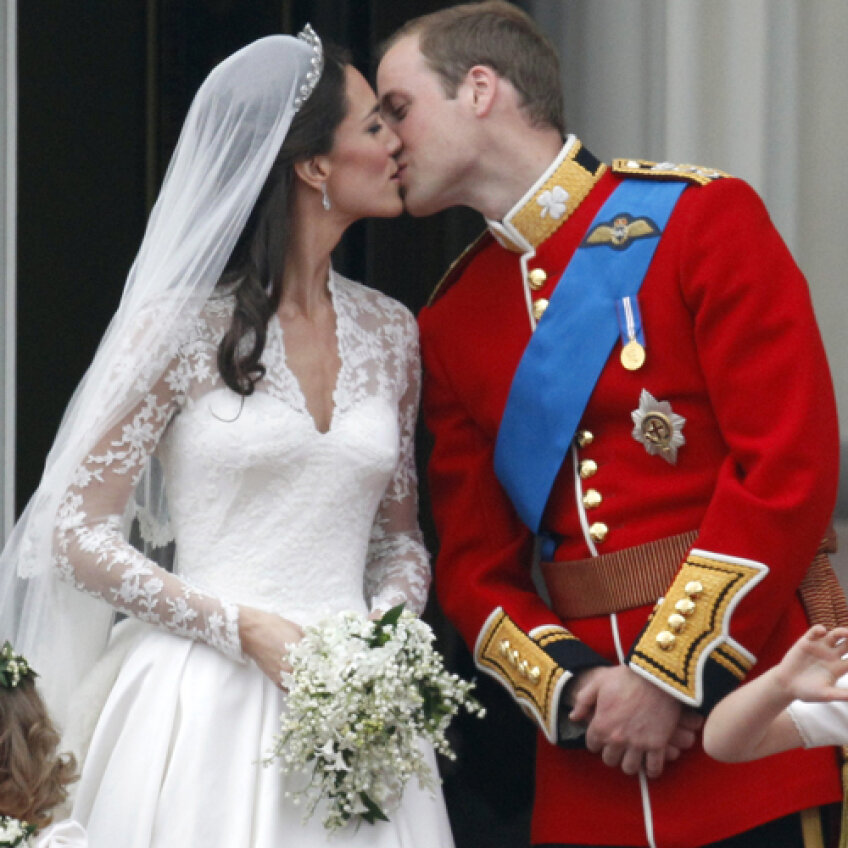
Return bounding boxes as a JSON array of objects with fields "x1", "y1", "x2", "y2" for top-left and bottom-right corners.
[{"x1": 266, "y1": 605, "x2": 484, "y2": 832}]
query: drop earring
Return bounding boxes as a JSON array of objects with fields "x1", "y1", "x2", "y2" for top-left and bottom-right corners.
[{"x1": 321, "y1": 183, "x2": 331, "y2": 211}]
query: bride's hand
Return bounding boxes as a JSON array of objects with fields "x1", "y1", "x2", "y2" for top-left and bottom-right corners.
[{"x1": 238, "y1": 605, "x2": 304, "y2": 688}]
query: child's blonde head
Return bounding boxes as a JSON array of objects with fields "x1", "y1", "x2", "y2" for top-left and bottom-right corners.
[{"x1": 0, "y1": 678, "x2": 77, "y2": 827}]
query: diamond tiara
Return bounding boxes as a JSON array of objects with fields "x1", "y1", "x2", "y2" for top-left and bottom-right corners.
[{"x1": 294, "y1": 23, "x2": 324, "y2": 111}]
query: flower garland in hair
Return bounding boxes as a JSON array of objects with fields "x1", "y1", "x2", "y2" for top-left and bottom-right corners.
[
  {"x1": 265, "y1": 605, "x2": 484, "y2": 831},
  {"x1": 0, "y1": 643, "x2": 36, "y2": 690},
  {"x1": 0, "y1": 816, "x2": 36, "y2": 847}
]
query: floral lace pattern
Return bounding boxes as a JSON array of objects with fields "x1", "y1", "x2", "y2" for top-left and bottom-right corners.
[{"x1": 53, "y1": 273, "x2": 430, "y2": 659}]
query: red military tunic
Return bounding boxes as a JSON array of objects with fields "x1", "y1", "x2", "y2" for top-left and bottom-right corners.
[{"x1": 418, "y1": 138, "x2": 841, "y2": 847}]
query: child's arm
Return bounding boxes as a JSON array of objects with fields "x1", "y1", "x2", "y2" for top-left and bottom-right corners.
[{"x1": 703, "y1": 626, "x2": 848, "y2": 762}]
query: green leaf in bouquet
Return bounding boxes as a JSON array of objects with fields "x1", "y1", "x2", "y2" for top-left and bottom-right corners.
[
  {"x1": 370, "y1": 603, "x2": 406, "y2": 646},
  {"x1": 359, "y1": 792, "x2": 390, "y2": 824},
  {"x1": 377, "y1": 603, "x2": 405, "y2": 630},
  {"x1": 420, "y1": 681, "x2": 450, "y2": 716}
]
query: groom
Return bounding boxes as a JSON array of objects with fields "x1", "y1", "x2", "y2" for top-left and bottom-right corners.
[{"x1": 378, "y1": 3, "x2": 842, "y2": 847}]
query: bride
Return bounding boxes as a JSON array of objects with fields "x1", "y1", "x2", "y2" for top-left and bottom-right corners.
[{"x1": 0, "y1": 27, "x2": 454, "y2": 848}]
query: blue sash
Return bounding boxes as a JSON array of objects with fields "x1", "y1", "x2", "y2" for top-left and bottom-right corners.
[{"x1": 493, "y1": 179, "x2": 686, "y2": 533}]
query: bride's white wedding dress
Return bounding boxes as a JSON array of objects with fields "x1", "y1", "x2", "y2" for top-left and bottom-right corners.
[{"x1": 54, "y1": 272, "x2": 454, "y2": 847}]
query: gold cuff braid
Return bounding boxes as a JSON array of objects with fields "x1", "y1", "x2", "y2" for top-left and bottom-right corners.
[
  {"x1": 629, "y1": 550, "x2": 767, "y2": 704},
  {"x1": 475, "y1": 609, "x2": 570, "y2": 742}
]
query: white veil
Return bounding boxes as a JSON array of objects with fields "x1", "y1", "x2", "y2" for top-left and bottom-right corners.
[{"x1": 0, "y1": 27, "x2": 323, "y2": 724}]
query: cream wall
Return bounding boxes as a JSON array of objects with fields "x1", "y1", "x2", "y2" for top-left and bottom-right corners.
[{"x1": 528, "y1": 0, "x2": 848, "y2": 450}]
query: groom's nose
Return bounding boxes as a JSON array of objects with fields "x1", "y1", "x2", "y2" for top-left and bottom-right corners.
[{"x1": 386, "y1": 127, "x2": 402, "y2": 157}]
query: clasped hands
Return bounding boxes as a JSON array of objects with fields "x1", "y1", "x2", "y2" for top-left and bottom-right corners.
[{"x1": 567, "y1": 665, "x2": 703, "y2": 779}]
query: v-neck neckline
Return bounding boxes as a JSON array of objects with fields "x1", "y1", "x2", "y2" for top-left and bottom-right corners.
[{"x1": 272, "y1": 270, "x2": 343, "y2": 436}]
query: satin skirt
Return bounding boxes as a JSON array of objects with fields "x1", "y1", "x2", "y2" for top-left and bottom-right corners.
[{"x1": 72, "y1": 630, "x2": 455, "y2": 848}]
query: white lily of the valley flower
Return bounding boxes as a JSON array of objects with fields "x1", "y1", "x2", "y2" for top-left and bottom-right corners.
[{"x1": 537, "y1": 185, "x2": 569, "y2": 219}]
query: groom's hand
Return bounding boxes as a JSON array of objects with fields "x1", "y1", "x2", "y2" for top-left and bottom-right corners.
[{"x1": 568, "y1": 665, "x2": 702, "y2": 778}]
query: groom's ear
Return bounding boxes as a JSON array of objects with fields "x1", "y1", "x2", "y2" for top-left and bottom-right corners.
[
  {"x1": 293, "y1": 156, "x2": 331, "y2": 191},
  {"x1": 464, "y1": 65, "x2": 498, "y2": 117}
]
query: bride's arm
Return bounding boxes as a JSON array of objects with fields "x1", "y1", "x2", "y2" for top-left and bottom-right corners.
[
  {"x1": 52, "y1": 348, "x2": 246, "y2": 659},
  {"x1": 364, "y1": 312, "x2": 431, "y2": 616},
  {"x1": 52, "y1": 335, "x2": 302, "y2": 677}
]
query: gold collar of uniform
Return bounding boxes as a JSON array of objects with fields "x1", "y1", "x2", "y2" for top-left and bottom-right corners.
[{"x1": 487, "y1": 137, "x2": 607, "y2": 254}]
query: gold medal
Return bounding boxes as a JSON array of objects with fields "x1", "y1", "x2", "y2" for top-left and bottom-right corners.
[{"x1": 620, "y1": 339, "x2": 646, "y2": 371}]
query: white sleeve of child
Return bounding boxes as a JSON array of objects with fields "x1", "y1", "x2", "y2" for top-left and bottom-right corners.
[
  {"x1": 786, "y1": 673, "x2": 848, "y2": 748},
  {"x1": 33, "y1": 819, "x2": 88, "y2": 848}
]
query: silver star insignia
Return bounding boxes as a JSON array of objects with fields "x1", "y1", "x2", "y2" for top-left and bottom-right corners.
[{"x1": 631, "y1": 389, "x2": 686, "y2": 464}]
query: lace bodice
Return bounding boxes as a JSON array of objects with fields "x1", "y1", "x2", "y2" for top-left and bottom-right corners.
[{"x1": 53, "y1": 273, "x2": 430, "y2": 661}]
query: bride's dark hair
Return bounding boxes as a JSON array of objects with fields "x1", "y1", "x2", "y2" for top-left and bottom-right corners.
[{"x1": 217, "y1": 42, "x2": 351, "y2": 396}]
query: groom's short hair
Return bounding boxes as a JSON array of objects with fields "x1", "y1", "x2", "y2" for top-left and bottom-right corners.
[{"x1": 383, "y1": 0, "x2": 565, "y2": 136}]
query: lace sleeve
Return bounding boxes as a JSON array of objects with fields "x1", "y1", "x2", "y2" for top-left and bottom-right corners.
[
  {"x1": 52, "y1": 339, "x2": 243, "y2": 661},
  {"x1": 364, "y1": 315, "x2": 432, "y2": 616}
]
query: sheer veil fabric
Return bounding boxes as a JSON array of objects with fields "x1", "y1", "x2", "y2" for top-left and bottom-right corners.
[{"x1": 0, "y1": 29, "x2": 323, "y2": 725}]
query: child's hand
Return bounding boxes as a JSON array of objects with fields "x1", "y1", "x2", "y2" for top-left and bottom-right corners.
[{"x1": 774, "y1": 625, "x2": 848, "y2": 703}]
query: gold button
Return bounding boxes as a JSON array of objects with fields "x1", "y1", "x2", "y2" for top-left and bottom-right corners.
[
  {"x1": 576, "y1": 430, "x2": 594, "y2": 448},
  {"x1": 685, "y1": 581, "x2": 704, "y2": 598},
  {"x1": 499, "y1": 639, "x2": 511, "y2": 658},
  {"x1": 657, "y1": 631, "x2": 676, "y2": 650},
  {"x1": 510, "y1": 649, "x2": 520, "y2": 667},
  {"x1": 667, "y1": 613, "x2": 686, "y2": 632},
  {"x1": 675, "y1": 598, "x2": 696, "y2": 617},
  {"x1": 528, "y1": 666, "x2": 541, "y2": 684},
  {"x1": 532, "y1": 298, "x2": 549, "y2": 321},
  {"x1": 579, "y1": 459, "x2": 598, "y2": 479},
  {"x1": 589, "y1": 522, "x2": 608, "y2": 543},
  {"x1": 518, "y1": 659, "x2": 530, "y2": 678},
  {"x1": 582, "y1": 489, "x2": 602, "y2": 509},
  {"x1": 528, "y1": 268, "x2": 547, "y2": 290}
]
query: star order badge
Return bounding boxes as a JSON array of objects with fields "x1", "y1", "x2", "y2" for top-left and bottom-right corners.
[{"x1": 631, "y1": 389, "x2": 686, "y2": 464}]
